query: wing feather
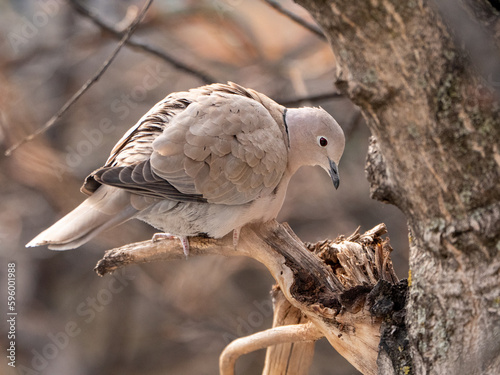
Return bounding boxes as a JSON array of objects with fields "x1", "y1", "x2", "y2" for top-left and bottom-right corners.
[
  {"x1": 83, "y1": 82, "x2": 288, "y2": 206},
  {"x1": 93, "y1": 161, "x2": 207, "y2": 203}
]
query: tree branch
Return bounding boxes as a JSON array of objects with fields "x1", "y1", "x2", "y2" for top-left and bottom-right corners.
[
  {"x1": 5, "y1": 0, "x2": 154, "y2": 157},
  {"x1": 96, "y1": 221, "x2": 404, "y2": 375},
  {"x1": 68, "y1": 0, "x2": 216, "y2": 84},
  {"x1": 277, "y1": 91, "x2": 344, "y2": 106},
  {"x1": 263, "y1": 0, "x2": 326, "y2": 40},
  {"x1": 220, "y1": 322, "x2": 323, "y2": 375}
]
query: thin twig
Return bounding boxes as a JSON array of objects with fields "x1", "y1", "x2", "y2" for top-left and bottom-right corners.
[
  {"x1": 263, "y1": 0, "x2": 326, "y2": 40},
  {"x1": 69, "y1": 0, "x2": 215, "y2": 84},
  {"x1": 5, "y1": 0, "x2": 154, "y2": 157},
  {"x1": 278, "y1": 91, "x2": 343, "y2": 106}
]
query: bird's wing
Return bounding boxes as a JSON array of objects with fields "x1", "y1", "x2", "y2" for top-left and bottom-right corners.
[
  {"x1": 81, "y1": 93, "x2": 192, "y2": 195},
  {"x1": 94, "y1": 90, "x2": 288, "y2": 205}
]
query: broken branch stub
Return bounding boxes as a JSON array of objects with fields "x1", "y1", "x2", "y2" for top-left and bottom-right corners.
[
  {"x1": 261, "y1": 287, "x2": 317, "y2": 375},
  {"x1": 95, "y1": 221, "x2": 406, "y2": 375}
]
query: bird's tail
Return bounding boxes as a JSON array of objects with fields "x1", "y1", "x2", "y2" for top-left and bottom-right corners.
[{"x1": 26, "y1": 186, "x2": 138, "y2": 250}]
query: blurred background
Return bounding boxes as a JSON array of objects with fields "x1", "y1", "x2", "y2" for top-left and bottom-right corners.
[{"x1": 0, "y1": 1, "x2": 408, "y2": 374}]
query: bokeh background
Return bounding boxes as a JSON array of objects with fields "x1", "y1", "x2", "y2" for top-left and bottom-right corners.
[{"x1": 0, "y1": 1, "x2": 409, "y2": 374}]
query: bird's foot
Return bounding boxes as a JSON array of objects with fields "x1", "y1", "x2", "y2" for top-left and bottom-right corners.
[
  {"x1": 232, "y1": 227, "x2": 241, "y2": 249},
  {"x1": 179, "y1": 236, "x2": 190, "y2": 259},
  {"x1": 152, "y1": 233, "x2": 190, "y2": 259},
  {"x1": 152, "y1": 233, "x2": 176, "y2": 242}
]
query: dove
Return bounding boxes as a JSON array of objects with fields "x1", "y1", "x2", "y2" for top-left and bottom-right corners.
[{"x1": 27, "y1": 82, "x2": 345, "y2": 256}]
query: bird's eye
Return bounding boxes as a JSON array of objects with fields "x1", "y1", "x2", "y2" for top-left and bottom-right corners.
[{"x1": 318, "y1": 136, "x2": 328, "y2": 147}]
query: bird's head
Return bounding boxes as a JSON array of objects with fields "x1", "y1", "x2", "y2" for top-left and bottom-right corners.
[{"x1": 285, "y1": 107, "x2": 345, "y2": 189}]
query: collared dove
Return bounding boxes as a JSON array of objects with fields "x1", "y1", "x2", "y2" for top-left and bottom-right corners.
[{"x1": 27, "y1": 82, "x2": 345, "y2": 256}]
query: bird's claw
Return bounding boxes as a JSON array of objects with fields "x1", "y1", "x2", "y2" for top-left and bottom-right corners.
[
  {"x1": 232, "y1": 228, "x2": 241, "y2": 249},
  {"x1": 152, "y1": 233, "x2": 176, "y2": 242},
  {"x1": 152, "y1": 233, "x2": 190, "y2": 259}
]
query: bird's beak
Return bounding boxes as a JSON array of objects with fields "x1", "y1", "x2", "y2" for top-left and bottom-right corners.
[{"x1": 328, "y1": 158, "x2": 340, "y2": 189}]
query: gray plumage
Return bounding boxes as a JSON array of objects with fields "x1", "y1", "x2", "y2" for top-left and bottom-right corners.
[{"x1": 27, "y1": 82, "x2": 345, "y2": 252}]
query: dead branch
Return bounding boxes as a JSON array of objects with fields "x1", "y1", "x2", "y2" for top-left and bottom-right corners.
[
  {"x1": 5, "y1": 0, "x2": 153, "y2": 157},
  {"x1": 220, "y1": 322, "x2": 322, "y2": 375},
  {"x1": 277, "y1": 91, "x2": 344, "y2": 107},
  {"x1": 96, "y1": 221, "x2": 404, "y2": 375},
  {"x1": 262, "y1": 288, "x2": 316, "y2": 375},
  {"x1": 68, "y1": 0, "x2": 215, "y2": 84},
  {"x1": 263, "y1": 0, "x2": 326, "y2": 40}
]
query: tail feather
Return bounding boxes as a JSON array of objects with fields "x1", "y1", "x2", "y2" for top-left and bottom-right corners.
[{"x1": 26, "y1": 186, "x2": 138, "y2": 250}]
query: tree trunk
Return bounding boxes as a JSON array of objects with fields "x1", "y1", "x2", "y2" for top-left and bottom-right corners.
[{"x1": 295, "y1": 0, "x2": 500, "y2": 374}]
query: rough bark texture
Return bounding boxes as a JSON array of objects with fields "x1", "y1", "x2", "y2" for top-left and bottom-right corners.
[
  {"x1": 295, "y1": 0, "x2": 500, "y2": 374},
  {"x1": 96, "y1": 222, "x2": 401, "y2": 374}
]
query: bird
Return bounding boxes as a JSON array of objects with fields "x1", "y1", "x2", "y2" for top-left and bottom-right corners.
[{"x1": 27, "y1": 82, "x2": 345, "y2": 257}]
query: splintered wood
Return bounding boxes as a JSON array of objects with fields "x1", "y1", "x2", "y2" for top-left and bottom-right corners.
[
  {"x1": 307, "y1": 223, "x2": 399, "y2": 290},
  {"x1": 95, "y1": 221, "x2": 404, "y2": 375}
]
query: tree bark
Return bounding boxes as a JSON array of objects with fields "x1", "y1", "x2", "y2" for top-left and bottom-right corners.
[
  {"x1": 95, "y1": 221, "x2": 402, "y2": 375},
  {"x1": 295, "y1": 0, "x2": 500, "y2": 374}
]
